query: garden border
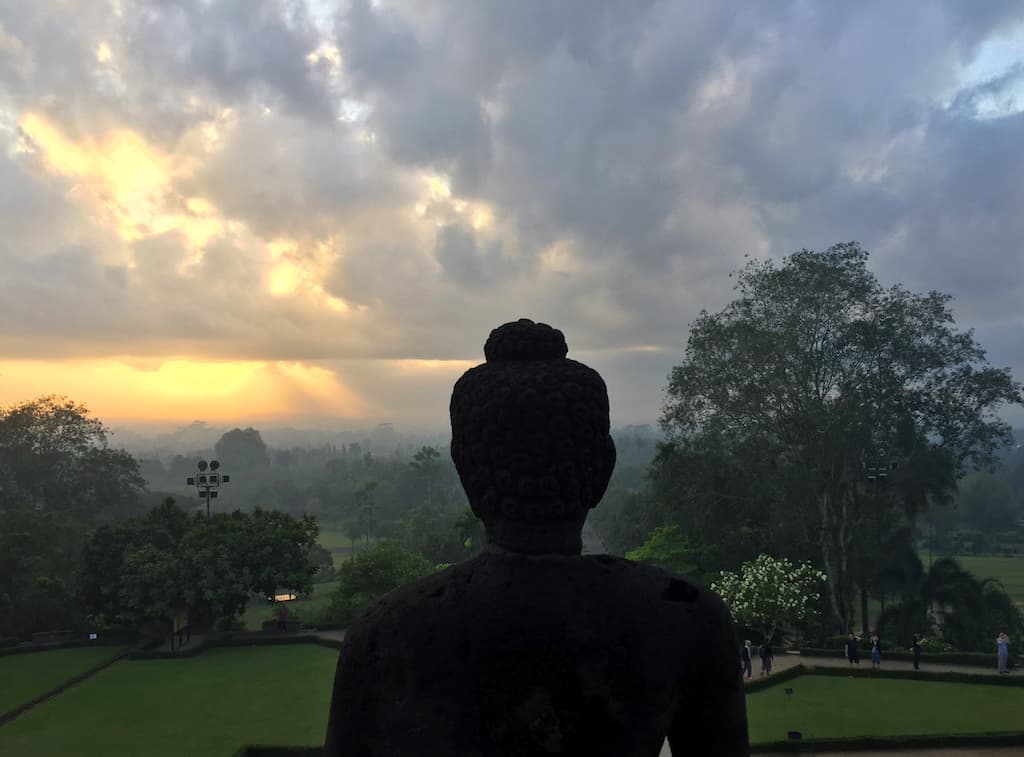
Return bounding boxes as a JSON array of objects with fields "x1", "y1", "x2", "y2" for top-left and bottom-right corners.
[
  {"x1": 750, "y1": 730, "x2": 1024, "y2": 753},
  {"x1": 127, "y1": 633, "x2": 344, "y2": 660}
]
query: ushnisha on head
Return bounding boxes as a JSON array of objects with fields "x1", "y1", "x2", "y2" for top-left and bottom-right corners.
[{"x1": 450, "y1": 318, "x2": 616, "y2": 555}]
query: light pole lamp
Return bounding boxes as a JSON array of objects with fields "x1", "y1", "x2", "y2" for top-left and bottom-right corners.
[{"x1": 186, "y1": 459, "x2": 231, "y2": 518}]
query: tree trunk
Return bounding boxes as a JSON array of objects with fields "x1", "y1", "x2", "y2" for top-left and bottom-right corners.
[
  {"x1": 861, "y1": 588, "x2": 869, "y2": 635},
  {"x1": 818, "y1": 490, "x2": 847, "y2": 632}
]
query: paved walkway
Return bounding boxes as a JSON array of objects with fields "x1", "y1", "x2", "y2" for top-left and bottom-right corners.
[
  {"x1": 753, "y1": 750, "x2": 1024, "y2": 757},
  {"x1": 765, "y1": 650, "x2": 1006, "y2": 678}
]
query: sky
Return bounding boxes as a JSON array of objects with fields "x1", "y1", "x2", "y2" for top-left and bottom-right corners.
[{"x1": 1, "y1": 0, "x2": 1023, "y2": 431}]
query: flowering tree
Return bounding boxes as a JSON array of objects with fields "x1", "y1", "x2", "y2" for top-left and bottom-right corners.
[{"x1": 711, "y1": 554, "x2": 826, "y2": 643}]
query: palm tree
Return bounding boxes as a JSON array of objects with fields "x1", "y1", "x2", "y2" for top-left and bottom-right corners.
[{"x1": 879, "y1": 556, "x2": 1022, "y2": 652}]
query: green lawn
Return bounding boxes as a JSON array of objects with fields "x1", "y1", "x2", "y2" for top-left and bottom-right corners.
[
  {"x1": 747, "y1": 675, "x2": 1024, "y2": 744},
  {"x1": 316, "y1": 528, "x2": 356, "y2": 552},
  {"x1": 0, "y1": 645, "x2": 338, "y2": 757},
  {"x1": 0, "y1": 646, "x2": 127, "y2": 716},
  {"x1": 240, "y1": 580, "x2": 341, "y2": 630},
  {"x1": 947, "y1": 554, "x2": 1024, "y2": 606}
]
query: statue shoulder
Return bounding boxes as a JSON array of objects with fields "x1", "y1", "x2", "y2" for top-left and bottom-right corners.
[
  {"x1": 585, "y1": 554, "x2": 706, "y2": 604},
  {"x1": 343, "y1": 561, "x2": 476, "y2": 639}
]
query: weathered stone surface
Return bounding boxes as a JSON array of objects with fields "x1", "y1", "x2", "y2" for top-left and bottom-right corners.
[{"x1": 325, "y1": 319, "x2": 749, "y2": 756}]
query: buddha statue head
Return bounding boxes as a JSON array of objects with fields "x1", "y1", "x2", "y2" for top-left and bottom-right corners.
[{"x1": 449, "y1": 318, "x2": 616, "y2": 555}]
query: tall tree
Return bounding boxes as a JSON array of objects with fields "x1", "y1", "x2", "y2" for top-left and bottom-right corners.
[
  {"x1": 661, "y1": 243, "x2": 1022, "y2": 632},
  {"x1": 409, "y1": 446, "x2": 441, "y2": 506},
  {"x1": 0, "y1": 395, "x2": 144, "y2": 520},
  {"x1": 214, "y1": 427, "x2": 271, "y2": 470}
]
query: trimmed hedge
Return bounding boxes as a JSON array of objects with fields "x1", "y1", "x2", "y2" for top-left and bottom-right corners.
[
  {"x1": 807, "y1": 665, "x2": 1024, "y2": 687},
  {"x1": 127, "y1": 633, "x2": 344, "y2": 660},
  {"x1": 800, "y1": 647, "x2": 1016, "y2": 667},
  {"x1": 750, "y1": 730, "x2": 1024, "y2": 753},
  {"x1": 744, "y1": 664, "x2": 807, "y2": 693}
]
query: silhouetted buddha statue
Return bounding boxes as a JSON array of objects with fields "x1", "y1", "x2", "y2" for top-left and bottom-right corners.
[{"x1": 325, "y1": 319, "x2": 749, "y2": 756}]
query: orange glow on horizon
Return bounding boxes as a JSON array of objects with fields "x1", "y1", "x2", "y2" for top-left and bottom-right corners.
[{"x1": 0, "y1": 358, "x2": 371, "y2": 423}]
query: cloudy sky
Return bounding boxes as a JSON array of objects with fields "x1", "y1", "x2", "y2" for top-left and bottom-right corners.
[{"x1": 1, "y1": 0, "x2": 1023, "y2": 430}]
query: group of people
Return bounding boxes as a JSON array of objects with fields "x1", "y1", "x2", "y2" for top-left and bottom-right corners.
[
  {"x1": 740, "y1": 638, "x2": 774, "y2": 679},
  {"x1": 740, "y1": 630, "x2": 1013, "y2": 677},
  {"x1": 844, "y1": 632, "x2": 883, "y2": 668}
]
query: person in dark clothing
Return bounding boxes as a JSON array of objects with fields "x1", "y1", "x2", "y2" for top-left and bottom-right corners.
[
  {"x1": 846, "y1": 632, "x2": 861, "y2": 665},
  {"x1": 911, "y1": 633, "x2": 927, "y2": 670},
  {"x1": 759, "y1": 638, "x2": 773, "y2": 677},
  {"x1": 277, "y1": 605, "x2": 289, "y2": 633},
  {"x1": 740, "y1": 640, "x2": 753, "y2": 680}
]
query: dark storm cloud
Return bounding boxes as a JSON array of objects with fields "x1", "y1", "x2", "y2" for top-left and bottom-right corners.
[
  {"x1": 1, "y1": 0, "x2": 1023, "y2": 424},
  {"x1": 126, "y1": 0, "x2": 334, "y2": 121}
]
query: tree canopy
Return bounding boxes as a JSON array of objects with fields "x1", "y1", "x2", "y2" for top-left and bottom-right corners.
[
  {"x1": 0, "y1": 395, "x2": 144, "y2": 521},
  {"x1": 79, "y1": 499, "x2": 318, "y2": 635},
  {"x1": 712, "y1": 555, "x2": 827, "y2": 643},
  {"x1": 322, "y1": 540, "x2": 433, "y2": 626},
  {"x1": 214, "y1": 427, "x2": 271, "y2": 470},
  {"x1": 660, "y1": 243, "x2": 1022, "y2": 632}
]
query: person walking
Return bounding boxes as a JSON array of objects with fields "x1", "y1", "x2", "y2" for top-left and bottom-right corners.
[
  {"x1": 741, "y1": 640, "x2": 753, "y2": 680},
  {"x1": 997, "y1": 632, "x2": 1011, "y2": 675},
  {"x1": 911, "y1": 633, "x2": 927, "y2": 670},
  {"x1": 870, "y1": 633, "x2": 881, "y2": 669},
  {"x1": 845, "y1": 632, "x2": 862, "y2": 666},
  {"x1": 759, "y1": 637, "x2": 773, "y2": 677}
]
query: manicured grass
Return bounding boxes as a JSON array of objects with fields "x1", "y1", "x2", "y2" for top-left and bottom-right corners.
[
  {"x1": 0, "y1": 645, "x2": 338, "y2": 757},
  {"x1": 746, "y1": 674, "x2": 1024, "y2": 744},
  {"x1": 0, "y1": 646, "x2": 127, "y2": 715},
  {"x1": 947, "y1": 554, "x2": 1024, "y2": 606},
  {"x1": 315, "y1": 528, "x2": 355, "y2": 551},
  {"x1": 241, "y1": 580, "x2": 341, "y2": 630}
]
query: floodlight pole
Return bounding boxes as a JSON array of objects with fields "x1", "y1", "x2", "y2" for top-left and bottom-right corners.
[{"x1": 186, "y1": 459, "x2": 231, "y2": 518}]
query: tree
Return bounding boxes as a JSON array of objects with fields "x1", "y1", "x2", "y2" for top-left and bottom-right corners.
[
  {"x1": 242, "y1": 508, "x2": 319, "y2": 599},
  {"x1": 0, "y1": 395, "x2": 144, "y2": 520},
  {"x1": 625, "y1": 525, "x2": 714, "y2": 582},
  {"x1": 322, "y1": 541, "x2": 432, "y2": 626},
  {"x1": 711, "y1": 554, "x2": 827, "y2": 643},
  {"x1": 409, "y1": 446, "x2": 441, "y2": 506},
  {"x1": 956, "y1": 472, "x2": 1019, "y2": 532},
  {"x1": 662, "y1": 244, "x2": 1022, "y2": 632},
  {"x1": 400, "y1": 505, "x2": 480, "y2": 564},
  {"x1": 877, "y1": 556, "x2": 1023, "y2": 651},
  {"x1": 78, "y1": 500, "x2": 316, "y2": 636},
  {"x1": 0, "y1": 510, "x2": 89, "y2": 638},
  {"x1": 214, "y1": 427, "x2": 270, "y2": 470}
]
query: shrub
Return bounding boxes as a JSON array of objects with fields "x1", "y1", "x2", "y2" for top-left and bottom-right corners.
[{"x1": 319, "y1": 541, "x2": 432, "y2": 627}]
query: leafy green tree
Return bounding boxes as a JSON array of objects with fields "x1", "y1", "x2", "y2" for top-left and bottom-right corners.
[
  {"x1": 322, "y1": 541, "x2": 432, "y2": 626},
  {"x1": 711, "y1": 554, "x2": 827, "y2": 644},
  {"x1": 79, "y1": 500, "x2": 316, "y2": 635},
  {"x1": 214, "y1": 427, "x2": 270, "y2": 470},
  {"x1": 0, "y1": 510, "x2": 89, "y2": 638},
  {"x1": 625, "y1": 525, "x2": 714, "y2": 582},
  {"x1": 242, "y1": 508, "x2": 318, "y2": 599},
  {"x1": 662, "y1": 243, "x2": 1022, "y2": 632},
  {"x1": 399, "y1": 505, "x2": 481, "y2": 564},
  {"x1": 0, "y1": 395, "x2": 144, "y2": 520}
]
